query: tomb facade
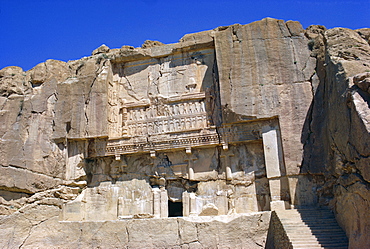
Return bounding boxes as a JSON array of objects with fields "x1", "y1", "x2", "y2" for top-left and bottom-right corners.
[{"x1": 62, "y1": 40, "x2": 289, "y2": 221}]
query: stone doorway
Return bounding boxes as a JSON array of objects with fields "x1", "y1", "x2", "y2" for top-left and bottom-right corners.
[{"x1": 168, "y1": 200, "x2": 183, "y2": 217}]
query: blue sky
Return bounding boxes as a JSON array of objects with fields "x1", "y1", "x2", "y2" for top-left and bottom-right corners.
[{"x1": 1, "y1": 0, "x2": 369, "y2": 71}]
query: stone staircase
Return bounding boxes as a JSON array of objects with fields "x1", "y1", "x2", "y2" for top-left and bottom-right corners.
[{"x1": 276, "y1": 207, "x2": 349, "y2": 248}]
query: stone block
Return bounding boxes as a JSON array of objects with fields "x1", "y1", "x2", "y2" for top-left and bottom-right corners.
[
  {"x1": 268, "y1": 178, "x2": 282, "y2": 201},
  {"x1": 270, "y1": 200, "x2": 286, "y2": 211},
  {"x1": 262, "y1": 128, "x2": 281, "y2": 178}
]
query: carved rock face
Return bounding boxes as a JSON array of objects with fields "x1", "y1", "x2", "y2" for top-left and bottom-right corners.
[{"x1": 0, "y1": 18, "x2": 369, "y2": 248}]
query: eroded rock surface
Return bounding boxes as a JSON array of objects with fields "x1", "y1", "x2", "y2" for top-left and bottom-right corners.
[{"x1": 302, "y1": 26, "x2": 370, "y2": 248}]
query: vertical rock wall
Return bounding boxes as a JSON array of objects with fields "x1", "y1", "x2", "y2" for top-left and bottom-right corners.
[
  {"x1": 302, "y1": 26, "x2": 370, "y2": 248},
  {"x1": 214, "y1": 18, "x2": 317, "y2": 204}
]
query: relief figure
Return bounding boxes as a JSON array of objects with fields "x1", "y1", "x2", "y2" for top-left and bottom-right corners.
[
  {"x1": 174, "y1": 104, "x2": 179, "y2": 115},
  {"x1": 139, "y1": 109, "x2": 144, "y2": 120},
  {"x1": 184, "y1": 103, "x2": 189, "y2": 114},
  {"x1": 179, "y1": 103, "x2": 184, "y2": 114},
  {"x1": 194, "y1": 102, "x2": 200, "y2": 113},
  {"x1": 191, "y1": 117, "x2": 196, "y2": 129},
  {"x1": 142, "y1": 123, "x2": 147, "y2": 134},
  {"x1": 200, "y1": 101, "x2": 205, "y2": 112},
  {"x1": 186, "y1": 118, "x2": 191, "y2": 130},
  {"x1": 163, "y1": 120, "x2": 168, "y2": 133}
]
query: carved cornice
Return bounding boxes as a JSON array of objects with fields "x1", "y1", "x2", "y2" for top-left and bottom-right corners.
[{"x1": 106, "y1": 128, "x2": 220, "y2": 156}]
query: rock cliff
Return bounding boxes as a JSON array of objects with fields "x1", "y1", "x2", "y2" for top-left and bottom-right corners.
[{"x1": 0, "y1": 18, "x2": 368, "y2": 248}]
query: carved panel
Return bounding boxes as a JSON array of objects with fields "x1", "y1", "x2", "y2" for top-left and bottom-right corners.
[{"x1": 122, "y1": 94, "x2": 208, "y2": 137}]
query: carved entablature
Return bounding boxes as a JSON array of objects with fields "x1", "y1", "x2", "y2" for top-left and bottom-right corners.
[
  {"x1": 106, "y1": 91, "x2": 220, "y2": 157},
  {"x1": 106, "y1": 129, "x2": 220, "y2": 157}
]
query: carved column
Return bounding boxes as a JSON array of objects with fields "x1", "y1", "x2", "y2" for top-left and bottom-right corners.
[
  {"x1": 153, "y1": 188, "x2": 161, "y2": 218},
  {"x1": 185, "y1": 149, "x2": 197, "y2": 181},
  {"x1": 220, "y1": 147, "x2": 234, "y2": 181},
  {"x1": 189, "y1": 192, "x2": 197, "y2": 216},
  {"x1": 182, "y1": 192, "x2": 190, "y2": 217},
  {"x1": 160, "y1": 189, "x2": 168, "y2": 218},
  {"x1": 152, "y1": 188, "x2": 168, "y2": 218},
  {"x1": 122, "y1": 107, "x2": 129, "y2": 136}
]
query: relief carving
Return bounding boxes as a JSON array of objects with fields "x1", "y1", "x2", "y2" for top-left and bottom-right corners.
[
  {"x1": 106, "y1": 50, "x2": 224, "y2": 157},
  {"x1": 122, "y1": 97, "x2": 209, "y2": 137}
]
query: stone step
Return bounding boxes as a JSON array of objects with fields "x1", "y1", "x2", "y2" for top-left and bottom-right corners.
[
  {"x1": 276, "y1": 208, "x2": 349, "y2": 249},
  {"x1": 287, "y1": 233, "x2": 348, "y2": 239},
  {"x1": 279, "y1": 213, "x2": 336, "y2": 217},
  {"x1": 287, "y1": 231, "x2": 347, "y2": 237},
  {"x1": 284, "y1": 223, "x2": 344, "y2": 228},
  {"x1": 287, "y1": 235, "x2": 347, "y2": 241},
  {"x1": 293, "y1": 247, "x2": 347, "y2": 249},
  {"x1": 281, "y1": 220, "x2": 339, "y2": 225},
  {"x1": 283, "y1": 223, "x2": 343, "y2": 228},
  {"x1": 284, "y1": 227, "x2": 346, "y2": 233},
  {"x1": 292, "y1": 243, "x2": 321, "y2": 247},
  {"x1": 278, "y1": 210, "x2": 334, "y2": 215},
  {"x1": 279, "y1": 214, "x2": 336, "y2": 218},
  {"x1": 295, "y1": 217, "x2": 337, "y2": 221},
  {"x1": 291, "y1": 240, "x2": 348, "y2": 246},
  {"x1": 284, "y1": 224, "x2": 342, "y2": 229},
  {"x1": 292, "y1": 245, "x2": 347, "y2": 249},
  {"x1": 279, "y1": 215, "x2": 337, "y2": 220},
  {"x1": 281, "y1": 222, "x2": 344, "y2": 229},
  {"x1": 280, "y1": 212, "x2": 334, "y2": 215},
  {"x1": 278, "y1": 209, "x2": 332, "y2": 212},
  {"x1": 287, "y1": 235, "x2": 348, "y2": 241},
  {"x1": 291, "y1": 247, "x2": 323, "y2": 249},
  {"x1": 279, "y1": 214, "x2": 337, "y2": 219},
  {"x1": 292, "y1": 246, "x2": 347, "y2": 249},
  {"x1": 292, "y1": 243, "x2": 348, "y2": 248},
  {"x1": 284, "y1": 230, "x2": 346, "y2": 235},
  {"x1": 292, "y1": 239, "x2": 348, "y2": 244}
]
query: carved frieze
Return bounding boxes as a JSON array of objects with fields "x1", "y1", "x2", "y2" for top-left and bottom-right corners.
[
  {"x1": 123, "y1": 94, "x2": 208, "y2": 137},
  {"x1": 106, "y1": 129, "x2": 220, "y2": 156}
]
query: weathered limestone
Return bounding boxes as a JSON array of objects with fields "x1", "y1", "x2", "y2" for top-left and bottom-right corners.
[
  {"x1": 0, "y1": 203, "x2": 271, "y2": 248},
  {"x1": 0, "y1": 18, "x2": 369, "y2": 248},
  {"x1": 301, "y1": 25, "x2": 370, "y2": 248}
]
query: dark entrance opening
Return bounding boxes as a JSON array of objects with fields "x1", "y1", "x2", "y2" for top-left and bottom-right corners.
[{"x1": 168, "y1": 201, "x2": 183, "y2": 217}]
